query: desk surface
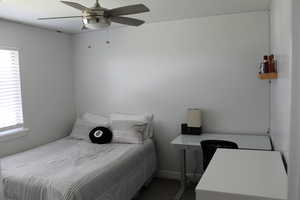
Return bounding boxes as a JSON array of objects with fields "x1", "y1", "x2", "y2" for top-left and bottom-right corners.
[
  {"x1": 171, "y1": 133, "x2": 272, "y2": 150},
  {"x1": 196, "y1": 149, "x2": 287, "y2": 200}
]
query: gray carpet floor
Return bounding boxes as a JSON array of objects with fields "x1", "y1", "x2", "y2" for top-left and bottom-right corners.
[{"x1": 137, "y1": 178, "x2": 195, "y2": 200}]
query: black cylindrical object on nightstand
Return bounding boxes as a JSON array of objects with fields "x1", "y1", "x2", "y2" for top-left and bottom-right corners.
[{"x1": 181, "y1": 123, "x2": 202, "y2": 135}]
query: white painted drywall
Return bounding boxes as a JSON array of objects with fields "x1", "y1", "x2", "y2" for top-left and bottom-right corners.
[
  {"x1": 270, "y1": 0, "x2": 292, "y2": 162},
  {"x1": 0, "y1": 20, "x2": 76, "y2": 157},
  {"x1": 73, "y1": 11, "x2": 270, "y2": 175},
  {"x1": 288, "y1": 0, "x2": 300, "y2": 199}
]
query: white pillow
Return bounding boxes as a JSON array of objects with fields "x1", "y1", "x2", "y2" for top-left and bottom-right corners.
[
  {"x1": 110, "y1": 113, "x2": 154, "y2": 144},
  {"x1": 110, "y1": 113, "x2": 153, "y2": 123},
  {"x1": 82, "y1": 113, "x2": 110, "y2": 126},
  {"x1": 70, "y1": 118, "x2": 108, "y2": 141}
]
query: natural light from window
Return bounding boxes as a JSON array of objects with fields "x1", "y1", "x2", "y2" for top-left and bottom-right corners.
[{"x1": 0, "y1": 49, "x2": 24, "y2": 132}]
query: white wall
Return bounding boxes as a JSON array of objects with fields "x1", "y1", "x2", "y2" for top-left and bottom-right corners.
[
  {"x1": 0, "y1": 20, "x2": 76, "y2": 157},
  {"x1": 73, "y1": 11, "x2": 270, "y2": 176},
  {"x1": 288, "y1": 0, "x2": 300, "y2": 199},
  {"x1": 270, "y1": 0, "x2": 292, "y2": 162}
]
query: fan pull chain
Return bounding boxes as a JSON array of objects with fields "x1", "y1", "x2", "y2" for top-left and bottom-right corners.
[{"x1": 106, "y1": 29, "x2": 111, "y2": 44}]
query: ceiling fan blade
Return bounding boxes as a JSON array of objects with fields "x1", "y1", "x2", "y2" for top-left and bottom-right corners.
[
  {"x1": 61, "y1": 1, "x2": 89, "y2": 11},
  {"x1": 110, "y1": 16, "x2": 145, "y2": 26},
  {"x1": 107, "y1": 4, "x2": 149, "y2": 16},
  {"x1": 38, "y1": 16, "x2": 83, "y2": 20}
]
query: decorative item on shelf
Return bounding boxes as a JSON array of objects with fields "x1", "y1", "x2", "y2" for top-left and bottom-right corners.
[
  {"x1": 181, "y1": 108, "x2": 202, "y2": 135},
  {"x1": 258, "y1": 54, "x2": 278, "y2": 80}
]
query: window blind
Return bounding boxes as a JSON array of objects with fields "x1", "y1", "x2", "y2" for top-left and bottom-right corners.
[{"x1": 0, "y1": 49, "x2": 24, "y2": 131}]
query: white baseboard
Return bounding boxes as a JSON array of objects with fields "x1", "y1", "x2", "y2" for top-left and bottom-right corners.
[{"x1": 156, "y1": 170, "x2": 202, "y2": 181}]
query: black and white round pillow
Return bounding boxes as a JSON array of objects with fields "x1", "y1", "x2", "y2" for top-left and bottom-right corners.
[{"x1": 89, "y1": 127, "x2": 113, "y2": 144}]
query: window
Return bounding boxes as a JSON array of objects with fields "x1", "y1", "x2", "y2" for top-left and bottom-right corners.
[{"x1": 0, "y1": 49, "x2": 24, "y2": 132}]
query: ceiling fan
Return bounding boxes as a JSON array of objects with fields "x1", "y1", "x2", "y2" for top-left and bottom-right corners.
[{"x1": 38, "y1": 0, "x2": 150, "y2": 30}]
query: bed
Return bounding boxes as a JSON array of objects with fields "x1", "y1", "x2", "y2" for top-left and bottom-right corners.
[{"x1": 1, "y1": 137, "x2": 157, "y2": 200}]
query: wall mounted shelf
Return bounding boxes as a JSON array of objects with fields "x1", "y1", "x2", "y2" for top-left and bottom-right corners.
[{"x1": 258, "y1": 73, "x2": 278, "y2": 80}]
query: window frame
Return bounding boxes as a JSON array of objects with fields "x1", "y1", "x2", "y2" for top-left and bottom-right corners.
[{"x1": 0, "y1": 46, "x2": 28, "y2": 140}]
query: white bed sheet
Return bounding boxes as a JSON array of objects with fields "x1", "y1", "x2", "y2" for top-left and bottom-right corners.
[{"x1": 1, "y1": 137, "x2": 157, "y2": 200}]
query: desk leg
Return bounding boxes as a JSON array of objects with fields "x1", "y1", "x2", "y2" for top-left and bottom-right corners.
[{"x1": 174, "y1": 149, "x2": 187, "y2": 200}]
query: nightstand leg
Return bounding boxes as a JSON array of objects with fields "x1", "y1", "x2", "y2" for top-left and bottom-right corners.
[{"x1": 174, "y1": 149, "x2": 187, "y2": 200}]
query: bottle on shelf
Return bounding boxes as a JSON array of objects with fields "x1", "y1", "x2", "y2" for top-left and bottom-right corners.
[
  {"x1": 260, "y1": 55, "x2": 269, "y2": 74},
  {"x1": 264, "y1": 55, "x2": 270, "y2": 73},
  {"x1": 269, "y1": 54, "x2": 277, "y2": 73}
]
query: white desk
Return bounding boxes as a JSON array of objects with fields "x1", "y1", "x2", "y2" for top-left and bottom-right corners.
[
  {"x1": 196, "y1": 149, "x2": 287, "y2": 200},
  {"x1": 172, "y1": 134, "x2": 272, "y2": 150},
  {"x1": 170, "y1": 133, "x2": 272, "y2": 200}
]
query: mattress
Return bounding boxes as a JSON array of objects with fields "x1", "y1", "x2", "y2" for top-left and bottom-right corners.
[{"x1": 0, "y1": 137, "x2": 157, "y2": 200}]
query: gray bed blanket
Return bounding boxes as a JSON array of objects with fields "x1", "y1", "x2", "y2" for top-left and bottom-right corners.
[{"x1": 1, "y1": 137, "x2": 156, "y2": 200}]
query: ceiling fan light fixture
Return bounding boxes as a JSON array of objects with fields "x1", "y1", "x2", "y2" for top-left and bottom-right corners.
[{"x1": 82, "y1": 16, "x2": 111, "y2": 29}]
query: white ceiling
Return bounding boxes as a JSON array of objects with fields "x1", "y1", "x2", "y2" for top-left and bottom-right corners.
[{"x1": 0, "y1": 0, "x2": 271, "y2": 34}]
